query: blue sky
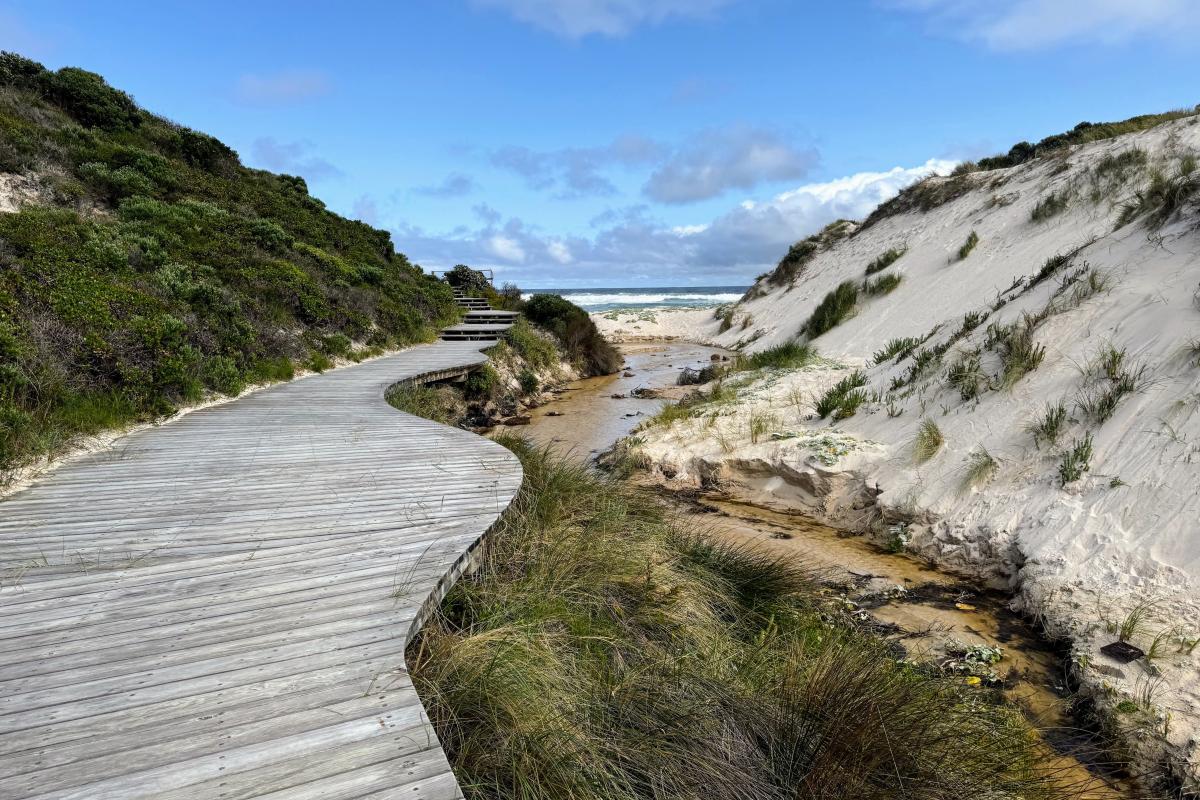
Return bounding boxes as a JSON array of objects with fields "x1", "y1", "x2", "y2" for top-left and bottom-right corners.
[{"x1": 2, "y1": 1, "x2": 1198, "y2": 287}]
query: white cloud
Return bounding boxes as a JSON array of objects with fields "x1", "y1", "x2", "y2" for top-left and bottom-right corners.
[
  {"x1": 486, "y1": 235, "x2": 527, "y2": 262},
  {"x1": 644, "y1": 127, "x2": 819, "y2": 204},
  {"x1": 890, "y1": 0, "x2": 1199, "y2": 49},
  {"x1": 473, "y1": 0, "x2": 735, "y2": 38},
  {"x1": 547, "y1": 240, "x2": 574, "y2": 264},
  {"x1": 234, "y1": 70, "x2": 332, "y2": 106},
  {"x1": 392, "y1": 159, "x2": 955, "y2": 286}
]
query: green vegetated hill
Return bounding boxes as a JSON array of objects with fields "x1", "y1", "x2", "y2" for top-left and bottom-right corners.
[{"x1": 0, "y1": 52, "x2": 460, "y2": 478}]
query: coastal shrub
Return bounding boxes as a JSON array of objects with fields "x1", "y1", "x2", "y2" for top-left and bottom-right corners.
[
  {"x1": 767, "y1": 238, "x2": 818, "y2": 286},
  {"x1": 409, "y1": 437, "x2": 1080, "y2": 800},
  {"x1": 1030, "y1": 190, "x2": 1070, "y2": 222},
  {"x1": 913, "y1": 418, "x2": 944, "y2": 463},
  {"x1": 444, "y1": 264, "x2": 492, "y2": 294},
  {"x1": 863, "y1": 273, "x2": 902, "y2": 297},
  {"x1": 865, "y1": 246, "x2": 906, "y2": 275},
  {"x1": 873, "y1": 337, "x2": 920, "y2": 365},
  {"x1": 517, "y1": 369, "x2": 539, "y2": 396},
  {"x1": 501, "y1": 318, "x2": 558, "y2": 371},
  {"x1": 715, "y1": 306, "x2": 736, "y2": 333},
  {"x1": 1029, "y1": 401, "x2": 1068, "y2": 448},
  {"x1": 463, "y1": 364, "x2": 499, "y2": 400},
  {"x1": 1058, "y1": 433, "x2": 1094, "y2": 486},
  {"x1": 956, "y1": 230, "x2": 980, "y2": 261},
  {"x1": 975, "y1": 109, "x2": 1198, "y2": 172},
  {"x1": 803, "y1": 281, "x2": 859, "y2": 339},
  {"x1": 523, "y1": 294, "x2": 621, "y2": 377},
  {"x1": 0, "y1": 57, "x2": 460, "y2": 480},
  {"x1": 814, "y1": 370, "x2": 868, "y2": 419}
]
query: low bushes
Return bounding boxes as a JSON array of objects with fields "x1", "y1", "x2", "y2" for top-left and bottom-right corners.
[
  {"x1": 0, "y1": 55, "x2": 459, "y2": 480},
  {"x1": 522, "y1": 294, "x2": 621, "y2": 377}
]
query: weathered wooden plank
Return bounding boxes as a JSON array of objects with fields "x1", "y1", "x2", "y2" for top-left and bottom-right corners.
[{"x1": 0, "y1": 340, "x2": 522, "y2": 798}]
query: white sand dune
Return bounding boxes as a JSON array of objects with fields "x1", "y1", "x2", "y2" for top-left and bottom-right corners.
[{"x1": 617, "y1": 114, "x2": 1200, "y2": 787}]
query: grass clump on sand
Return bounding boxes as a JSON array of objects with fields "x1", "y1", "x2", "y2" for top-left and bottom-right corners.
[
  {"x1": 956, "y1": 230, "x2": 980, "y2": 261},
  {"x1": 914, "y1": 418, "x2": 944, "y2": 463},
  {"x1": 409, "y1": 437, "x2": 1089, "y2": 800},
  {"x1": 814, "y1": 370, "x2": 868, "y2": 420},
  {"x1": 1058, "y1": 433, "x2": 1094, "y2": 486},
  {"x1": 873, "y1": 336, "x2": 921, "y2": 365},
  {"x1": 736, "y1": 341, "x2": 818, "y2": 371},
  {"x1": 864, "y1": 246, "x2": 906, "y2": 275},
  {"x1": 803, "y1": 281, "x2": 859, "y2": 339},
  {"x1": 863, "y1": 273, "x2": 902, "y2": 296},
  {"x1": 1031, "y1": 190, "x2": 1071, "y2": 222}
]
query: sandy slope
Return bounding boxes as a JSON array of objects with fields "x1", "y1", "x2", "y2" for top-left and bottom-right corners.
[{"x1": 618, "y1": 116, "x2": 1200, "y2": 787}]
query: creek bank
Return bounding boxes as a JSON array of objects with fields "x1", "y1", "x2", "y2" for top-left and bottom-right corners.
[{"x1": 528, "y1": 338, "x2": 1151, "y2": 798}]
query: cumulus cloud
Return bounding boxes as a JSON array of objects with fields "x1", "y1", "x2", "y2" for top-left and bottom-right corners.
[
  {"x1": 234, "y1": 70, "x2": 332, "y2": 106},
  {"x1": 249, "y1": 138, "x2": 341, "y2": 181},
  {"x1": 490, "y1": 135, "x2": 665, "y2": 198},
  {"x1": 890, "y1": 0, "x2": 1199, "y2": 49},
  {"x1": 414, "y1": 173, "x2": 478, "y2": 198},
  {"x1": 472, "y1": 0, "x2": 735, "y2": 38},
  {"x1": 393, "y1": 158, "x2": 955, "y2": 286},
  {"x1": 643, "y1": 127, "x2": 819, "y2": 204}
]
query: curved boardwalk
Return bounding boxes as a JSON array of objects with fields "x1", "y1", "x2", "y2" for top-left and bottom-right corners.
[{"x1": 0, "y1": 341, "x2": 522, "y2": 799}]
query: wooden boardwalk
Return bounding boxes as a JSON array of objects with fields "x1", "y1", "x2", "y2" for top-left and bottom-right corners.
[{"x1": 0, "y1": 341, "x2": 522, "y2": 799}]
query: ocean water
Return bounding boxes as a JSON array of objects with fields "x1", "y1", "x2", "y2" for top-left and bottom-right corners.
[{"x1": 523, "y1": 286, "x2": 748, "y2": 313}]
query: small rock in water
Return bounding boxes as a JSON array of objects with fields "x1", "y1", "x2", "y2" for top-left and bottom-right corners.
[
  {"x1": 500, "y1": 415, "x2": 532, "y2": 426},
  {"x1": 710, "y1": 354, "x2": 721, "y2": 361},
  {"x1": 545, "y1": 411, "x2": 564, "y2": 417},
  {"x1": 610, "y1": 393, "x2": 627, "y2": 399},
  {"x1": 623, "y1": 370, "x2": 635, "y2": 377}
]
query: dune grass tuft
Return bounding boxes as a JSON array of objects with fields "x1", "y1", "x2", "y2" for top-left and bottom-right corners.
[
  {"x1": 914, "y1": 418, "x2": 944, "y2": 463},
  {"x1": 864, "y1": 246, "x2": 907, "y2": 275},
  {"x1": 956, "y1": 230, "x2": 980, "y2": 261},
  {"x1": 963, "y1": 446, "x2": 999, "y2": 490},
  {"x1": 863, "y1": 273, "x2": 902, "y2": 296},
  {"x1": 803, "y1": 281, "x2": 859, "y2": 339},
  {"x1": 737, "y1": 341, "x2": 818, "y2": 371},
  {"x1": 873, "y1": 336, "x2": 921, "y2": 365},
  {"x1": 814, "y1": 370, "x2": 868, "y2": 419},
  {"x1": 409, "y1": 437, "x2": 1094, "y2": 800}
]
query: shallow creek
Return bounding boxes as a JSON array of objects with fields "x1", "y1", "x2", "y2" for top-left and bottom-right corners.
[{"x1": 507, "y1": 339, "x2": 1135, "y2": 798}]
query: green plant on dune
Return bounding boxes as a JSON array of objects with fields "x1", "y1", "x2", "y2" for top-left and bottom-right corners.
[
  {"x1": 803, "y1": 281, "x2": 859, "y2": 339},
  {"x1": 956, "y1": 230, "x2": 980, "y2": 261}
]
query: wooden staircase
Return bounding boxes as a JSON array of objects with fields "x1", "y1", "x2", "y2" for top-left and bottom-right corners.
[{"x1": 440, "y1": 288, "x2": 518, "y2": 342}]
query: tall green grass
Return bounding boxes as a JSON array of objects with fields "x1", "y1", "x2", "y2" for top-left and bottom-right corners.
[{"x1": 408, "y1": 438, "x2": 1092, "y2": 800}]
